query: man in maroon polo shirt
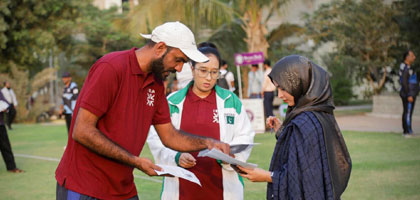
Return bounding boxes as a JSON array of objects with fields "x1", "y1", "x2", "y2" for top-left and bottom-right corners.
[{"x1": 55, "y1": 21, "x2": 230, "y2": 200}]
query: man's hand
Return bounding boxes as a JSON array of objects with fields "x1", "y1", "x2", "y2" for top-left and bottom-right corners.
[
  {"x1": 237, "y1": 165, "x2": 272, "y2": 183},
  {"x1": 205, "y1": 138, "x2": 231, "y2": 155},
  {"x1": 408, "y1": 96, "x2": 414, "y2": 103},
  {"x1": 179, "y1": 153, "x2": 196, "y2": 168},
  {"x1": 135, "y1": 157, "x2": 162, "y2": 176}
]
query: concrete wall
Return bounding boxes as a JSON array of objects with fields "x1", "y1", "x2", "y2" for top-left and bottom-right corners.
[{"x1": 371, "y1": 94, "x2": 420, "y2": 119}]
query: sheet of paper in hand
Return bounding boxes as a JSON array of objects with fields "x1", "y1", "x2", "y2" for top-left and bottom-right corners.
[
  {"x1": 0, "y1": 101, "x2": 8, "y2": 112},
  {"x1": 155, "y1": 164, "x2": 201, "y2": 186},
  {"x1": 198, "y1": 148, "x2": 258, "y2": 168}
]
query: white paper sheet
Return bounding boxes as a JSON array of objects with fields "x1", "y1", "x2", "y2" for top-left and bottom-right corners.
[
  {"x1": 0, "y1": 100, "x2": 8, "y2": 112},
  {"x1": 155, "y1": 164, "x2": 201, "y2": 186},
  {"x1": 198, "y1": 148, "x2": 258, "y2": 168}
]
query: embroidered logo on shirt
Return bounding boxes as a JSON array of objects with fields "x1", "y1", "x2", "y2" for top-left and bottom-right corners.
[
  {"x1": 213, "y1": 109, "x2": 219, "y2": 123},
  {"x1": 225, "y1": 113, "x2": 235, "y2": 125},
  {"x1": 147, "y1": 89, "x2": 155, "y2": 107},
  {"x1": 226, "y1": 116, "x2": 234, "y2": 124}
]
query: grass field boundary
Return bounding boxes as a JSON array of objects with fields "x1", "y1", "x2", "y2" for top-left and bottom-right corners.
[
  {"x1": 15, "y1": 153, "x2": 61, "y2": 162},
  {"x1": 14, "y1": 153, "x2": 162, "y2": 183}
]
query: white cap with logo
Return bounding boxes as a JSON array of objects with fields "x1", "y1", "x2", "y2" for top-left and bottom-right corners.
[{"x1": 140, "y1": 21, "x2": 209, "y2": 63}]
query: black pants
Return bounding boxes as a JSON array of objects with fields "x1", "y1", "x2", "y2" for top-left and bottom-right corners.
[
  {"x1": 64, "y1": 114, "x2": 72, "y2": 134},
  {"x1": 401, "y1": 96, "x2": 416, "y2": 134},
  {"x1": 56, "y1": 182, "x2": 139, "y2": 200},
  {"x1": 0, "y1": 125, "x2": 16, "y2": 170},
  {"x1": 6, "y1": 106, "x2": 16, "y2": 129},
  {"x1": 263, "y1": 91, "x2": 275, "y2": 118}
]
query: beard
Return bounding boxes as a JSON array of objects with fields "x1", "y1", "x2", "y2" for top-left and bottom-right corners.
[
  {"x1": 150, "y1": 49, "x2": 176, "y2": 81},
  {"x1": 150, "y1": 56, "x2": 165, "y2": 81}
]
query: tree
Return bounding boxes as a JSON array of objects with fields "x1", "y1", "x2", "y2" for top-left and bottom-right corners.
[
  {"x1": 306, "y1": 0, "x2": 400, "y2": 95},
  {"x1": 122, "y1": 0, "x2": 302, "y2": 97},
  {"x1": 394, "y1": 0, "x2": 420, "y2": 66},
  {"x1": 0, "y1": 0, "x2": 89, "y2": 75},
  {"x1": 120, "y1": 0, "x2": 233, "y2": 42},
  {"x1": 71, "y1": 4, "x2": 143, "y2": 77}
]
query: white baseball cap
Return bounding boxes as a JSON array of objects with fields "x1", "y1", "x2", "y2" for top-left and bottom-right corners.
[{"x1": 140, "y1": 21, "x2": 209, "y2": 63}]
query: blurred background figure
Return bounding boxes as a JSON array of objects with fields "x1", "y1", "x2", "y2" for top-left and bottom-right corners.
[
  {"x1": 0, "y1": 90, "x2": 23, "y2": 173},
  {"x1": 219, "y1": 60, "x2": 235, "y2": 92},
  {"x1": 262, "y1": 59, "x2": 276, "y2": 120},
  {"x1": 1, "y1": 81, "x2": 18, "y2": 130},
  {"x1": 59, "y1": 72, "x2": 79, "y2": 134},
  {"x1": 399, "y1": 50, "x2": 419, "y2": 136},
  {"x1": 248, "y1": 64, "x2": 263, "y2": 98}
]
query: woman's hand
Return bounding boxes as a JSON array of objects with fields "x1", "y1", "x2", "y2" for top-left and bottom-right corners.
[
  {"x1": 179, "y1": 153, "x2": 196, "y2": 168},
  {"x1": 266, "y1": 116, "x2": 282, "y2": 132},
  {"x1": 236, "y1": 165, "x2": 272, "y2": 183}
]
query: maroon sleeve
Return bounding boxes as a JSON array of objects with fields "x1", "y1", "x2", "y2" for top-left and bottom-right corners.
[
  {"x1": 80, "y1": 63, "x2": 119, "y2": 118},
  {"x1": 152, "y1": 87, "x2": 171, "y2": 125}
]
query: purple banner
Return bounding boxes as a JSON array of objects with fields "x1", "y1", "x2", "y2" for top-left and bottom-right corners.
[{"x1": 234, "y1": 52, "x2": 264, "y2": 66}]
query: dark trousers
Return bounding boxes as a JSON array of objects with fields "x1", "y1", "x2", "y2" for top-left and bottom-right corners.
[
  {"x1": 0, "y1": 125, "x2": 16, "y2": 170},
  {"x1": 401, "y1": 96, "x2": 416, "y2": 134},
  {"x1": 64, "y1": 114, "x2": 72, "y2": 134},
  {"x1": 56, "y1": 182, "x2": 139, "y2": 200},
  {"x1": 6, "y1": 106, "x2": 16, "y2": 129},
  {"x1": 263, "y1": 91, "x2": 275, "y2": 117}
]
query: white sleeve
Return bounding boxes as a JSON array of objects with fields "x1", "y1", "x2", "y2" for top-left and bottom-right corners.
[
  {"x1": 11, "y1": 90, "x2": 18, "y2": 106},
  {"x1": 226, "y1": 72, "x2": 235, "y2": 82},
  {"x1": 230, "y1": 106, "x2": 255, "y2": 162},
  {"x1": 146, "y1": 126, "x2": 179, "y2": 166}
]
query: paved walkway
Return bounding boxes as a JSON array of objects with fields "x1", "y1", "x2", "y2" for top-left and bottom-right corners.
[{"x1": 336, "y1": 113, "x2": 420, "y2": 133}]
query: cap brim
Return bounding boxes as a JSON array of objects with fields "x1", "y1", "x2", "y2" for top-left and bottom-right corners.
[
  {"x1": 140, "y1": 33, "x2": 152, "y2": 39},
  {"x1": 180, "y1": 48, "x2": 209, "y2": 63}
]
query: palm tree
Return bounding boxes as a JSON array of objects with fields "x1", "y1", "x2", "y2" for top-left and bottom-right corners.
[
  {"x1": 210, "y1": 0, "x2": 300, "y2": 97},
  {"x1": 120, "y1": 0, "x2": 301, "y2": 97},
  {"x1": 119, "y1": 0, "x2": 234, "y2": 42}
]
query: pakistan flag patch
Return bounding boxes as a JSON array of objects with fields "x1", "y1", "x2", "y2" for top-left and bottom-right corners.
[{"x1": 226, "y1": 116, "x2": 235, "y2": 124}]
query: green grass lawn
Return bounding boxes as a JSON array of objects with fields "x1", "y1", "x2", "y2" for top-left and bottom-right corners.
[{"x1": 1, "y1": 123, "x2": 420, "y2": 199}]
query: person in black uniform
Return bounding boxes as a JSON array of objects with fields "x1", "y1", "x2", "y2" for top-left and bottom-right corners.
[
  {"x1": 0, "y1": 91, "x2": 23, "y2": 173},
  {"x1": 399, "y1": 50, "x2": 419, "y2": 136}
]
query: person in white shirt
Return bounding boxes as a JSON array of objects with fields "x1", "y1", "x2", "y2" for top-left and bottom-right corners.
[
  {"x1": 1, "y1": 81, "x2": 18, "y2": 130},
  {"x1": 220, "y1": 60, "x2": 235, "y2": 92},
  {"x1": 247, "y1": 64, "x2": 263, "y2": 98},
  {"x1": 262, "y1": 59, "x2": 276, "y2": 119}
]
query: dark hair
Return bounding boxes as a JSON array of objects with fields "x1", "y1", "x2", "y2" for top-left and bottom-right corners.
[
  {"x1": 221, "y1": 59, "x2": 227, "y2": 66},
  {"x1": 198, "y1": 42, "x2": 218, "y2": 50},
  {"x1": 147, "y1": 40, "x2": 173, "y2": 53},
  {"x1": 191, "y1": 47, "x2": 221, "y2": 68},
  {"x1": 264, "y1": 59, "x2": 271, "y2": 66},
  {"x1": 147, "y1": 40, "x2": 156, "y2": 47},
  {"x1": 403, "y1": 50, "x2": 411, "y2": 62},
  {"x1": 251, "y1": 64, "x2": 258, "y2": 68}
]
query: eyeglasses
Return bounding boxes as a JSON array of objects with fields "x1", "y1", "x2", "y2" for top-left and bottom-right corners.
[{"x1": 194, "y1": 68, "x2": 220, "y2": 79}]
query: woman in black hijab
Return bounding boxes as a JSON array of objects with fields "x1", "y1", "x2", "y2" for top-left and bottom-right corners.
[{"x1": 237, "y1": 55, "x2": 351, "y2": 200}]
